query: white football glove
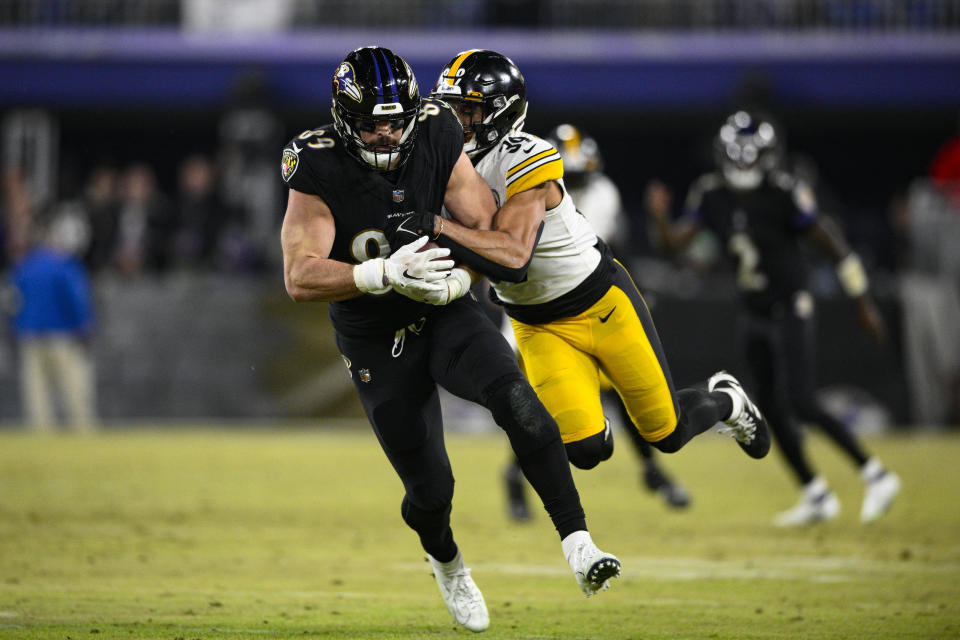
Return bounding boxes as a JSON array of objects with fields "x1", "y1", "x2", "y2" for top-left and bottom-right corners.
[
  {"x1": 353, "y1": 235, "x2": 455, "y2": 297},
  {"x1": 420, "y1": 267, "x2": 472, "y2": 306}
]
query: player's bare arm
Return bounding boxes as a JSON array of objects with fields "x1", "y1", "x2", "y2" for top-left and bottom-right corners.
[
  {"x1": 805, "y1": 215, "x2": 853, "y2": 261},
  {"x1": 442, "y1": 151, "x2": 497, "y2": 230},
  {"x1": 806, "y1": 216, "x2": 887, "y2": 342},
  {"x1": 281, "y1": 188, "x2": 361, "y2": 302}
]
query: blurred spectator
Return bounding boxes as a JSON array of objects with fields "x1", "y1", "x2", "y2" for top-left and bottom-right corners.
[
  {"x1": 895, "y1": 177, "x2": 960, "y2": 426},
  {"x1": 8, "y1": 206, "x2": 97, "y2": 432},
  {"x1": 174, "y1": 153, "x2": 231, "y2": 269},
  {"x1": 928, "y1": 120, "x2": 960, "y2": 209},
  {"x1": 81, "y1": 163, "x2": 120, "y2": 273},
  {"x1": 115, "y1": 163, "x2": 176, "y2": 275},
  {"x1": 217, "y1": 71, "x2": 284, "y2": 271},
  {"x1": 886, "y1": 120, "x2": 960, "y2": 425},
  {"x1": 2, "y1": 168, "x2": 34, "y2": 266}
]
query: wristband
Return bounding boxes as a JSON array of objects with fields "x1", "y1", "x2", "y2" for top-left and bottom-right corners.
[
  {"x1": 837, "y1": 253, "x2": 868, "y2": 298},
  {"x1": 446, "y1": 267, "x2": 472, "y2": 301},
  {"x1": 353, "y1": 259, "x2": 390, "y2": 295}
]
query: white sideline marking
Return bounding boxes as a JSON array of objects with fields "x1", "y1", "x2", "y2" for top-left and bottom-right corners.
[
  {"x1": 0, "y1": 611, "x2": 19, "y2": 618},
  {"x1": 393, "y1": 554, "x2": 955, "y2": 583}
]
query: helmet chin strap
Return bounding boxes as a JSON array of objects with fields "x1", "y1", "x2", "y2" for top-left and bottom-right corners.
[
  {"x1": 464, "y1": 99, "x2": 527, "y2": 159},
  {"x1": 464, "y1": 136, "x2": 481, "y2": 158}
]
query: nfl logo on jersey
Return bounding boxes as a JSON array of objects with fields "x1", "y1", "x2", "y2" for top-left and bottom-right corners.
[{"x1": 392, "y1": 190, "x2": 404, "y2": 203}]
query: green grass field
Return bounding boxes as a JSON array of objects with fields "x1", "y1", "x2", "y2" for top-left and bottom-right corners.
[{"x1": 1, "y1": 426, "x2": 958, "y2": 639}]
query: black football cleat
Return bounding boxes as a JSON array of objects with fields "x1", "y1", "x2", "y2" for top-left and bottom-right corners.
[{"x1": 708, "y1": 371, "x2": 771, "y2": 459}]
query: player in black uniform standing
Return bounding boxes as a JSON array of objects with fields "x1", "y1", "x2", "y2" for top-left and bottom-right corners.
[
  {"x1": 646, "y1": 110, "x2": 901, "y2": 526},
  {"x1": 279, "y1": 46, "x2": 620, "y2": 633}
]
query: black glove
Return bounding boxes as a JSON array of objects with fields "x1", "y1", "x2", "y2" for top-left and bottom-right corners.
[{"x1": 384, "y1": 211, "x2": 437, "y2": 252}]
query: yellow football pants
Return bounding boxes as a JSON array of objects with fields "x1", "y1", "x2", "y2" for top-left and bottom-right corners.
[{"x1": 510, "y1": 264, "x2": 678, "y2": 444}]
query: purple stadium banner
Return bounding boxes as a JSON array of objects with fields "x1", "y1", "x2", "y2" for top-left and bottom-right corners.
[{"x1": 1, "y1": 28, "x2": 959, "y2": 107}]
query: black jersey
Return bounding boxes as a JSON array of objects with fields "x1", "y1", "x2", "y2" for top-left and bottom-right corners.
[
  {"x1": 281, "y1": 99, "x2": 463, "y2": 337},
  {"x1": 683, "y1": 170, "x2": 818, "y2": 315}
]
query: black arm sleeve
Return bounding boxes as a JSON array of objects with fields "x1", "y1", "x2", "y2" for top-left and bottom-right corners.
[{"x1": 437, "y1": 221, "x2": 544, "y2": 283}]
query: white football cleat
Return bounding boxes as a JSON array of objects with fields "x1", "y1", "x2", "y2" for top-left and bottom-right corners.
[
  {"x1": 860, "y1": 459, "x2": 901, "y2": 523},
  {"x1": 708, "y1": 371, "x2": 771, "y2": 459},
  {"x1": 561, "y1": 531, "x2": 621, "y2": 596},
  {"x1": 774, "y1": 476, "x2": 840, "y2": 527},
  {"x1": 428, "y1": 551, "x2": 489, "y2": 633}
]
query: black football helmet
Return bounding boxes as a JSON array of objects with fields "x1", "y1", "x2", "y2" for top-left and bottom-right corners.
[
  {"x1": 714, "y1": 110, "x2": 781, "y2": 190},
  {"x1": 544, "y1": 123, "x2": 602, "y2": 190},
  {"x1": 331, "y1": 46, "x2": 421, "y2": 171},
  {"x1": 431, "y1": 49, "x2": 527, "y2": 159}
]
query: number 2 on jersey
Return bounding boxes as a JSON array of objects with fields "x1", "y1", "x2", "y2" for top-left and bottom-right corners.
[{"x1": 728, "y1": 233, "x2": 768, "y2": 291}]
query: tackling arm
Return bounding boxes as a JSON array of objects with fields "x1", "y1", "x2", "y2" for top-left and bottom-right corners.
[{"x1": 437, "y1": 151, "x2": 547, "y2": 282}]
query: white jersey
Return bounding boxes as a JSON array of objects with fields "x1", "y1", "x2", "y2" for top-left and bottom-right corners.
[
  {"x1": 566, "y1": 173, "x2": 623, "y2": 243},
  {"x1": 473, "y1": 131, "x2": 601, "y2": 306}
]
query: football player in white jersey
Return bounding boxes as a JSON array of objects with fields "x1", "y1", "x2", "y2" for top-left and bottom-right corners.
[
  {"x1": 384, "y1": 50, "x2": 772, "y2": 478},
  {"x1": 543, "y1": 123, "x2": 690, "y2": 509},
  {"x1": 499, "y1": 124, "x2": 692, "y2": 516}
]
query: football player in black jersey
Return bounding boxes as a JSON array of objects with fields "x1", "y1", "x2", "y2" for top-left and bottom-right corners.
[
  {"x1": 646, "y1": 110, "x2": 901, "y2": 526},
  {"x1": 279, "y1": 46, "x2": 620, "y2": 632},
  {"x1": 408, "y1": 50, "x2": 770, "y2": 478}
]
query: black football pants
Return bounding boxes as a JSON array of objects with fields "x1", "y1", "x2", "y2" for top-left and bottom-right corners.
[
  {"x1": 335, "y1": 295, "x2": 585, "y2": 561},
  {"x1": 738, "y1": 299, "x2": 869, "y2": 486}
]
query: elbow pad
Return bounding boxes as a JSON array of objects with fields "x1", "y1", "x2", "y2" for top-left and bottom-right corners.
[{"x1": 437, "y1": 222, "x2": 544, "y2": 284}]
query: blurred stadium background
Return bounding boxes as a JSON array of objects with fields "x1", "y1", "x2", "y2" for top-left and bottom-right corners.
[{"x1": 1, "y1": 0, "x2": 959, "y2": 429}]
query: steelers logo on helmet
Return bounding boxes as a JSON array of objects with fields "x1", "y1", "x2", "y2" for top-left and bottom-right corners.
[
  {"x1": 331, "y1": 46, "x2": 422, "y2": 171},
  {"x1": 431, "y1": 49, "x2": 528, "y2": 160}
]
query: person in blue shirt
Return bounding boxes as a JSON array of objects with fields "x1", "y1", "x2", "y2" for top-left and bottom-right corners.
[{"x1": 9, "y1": 208, "x2": 97, "y2": 432}]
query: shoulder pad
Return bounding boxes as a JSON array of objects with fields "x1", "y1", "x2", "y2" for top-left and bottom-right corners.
[
  {"x1": 418, "y1": 98, "x2": 460, "y2": 129},
  {"x1": 495, "y1": 133, "x2": 563, "y2": 199},
  {"x1": 290, "y1": 127, "x2": 338, "y2": 152},
  {"x1": 281, "y1": 125, "x2": 338, "y2": 187},
  {"x1": 684, "y1": 172, "x2": 723, "y2": 211},
  {"x1": 790, "y1": 177, "x2": 818, "y2": 215},
  {"x1": 422, "y1": 96, "x2": 456, "y2": 115},
  {"x1": 770, "y1": 169, "x2": 797, "y2": 191}
]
